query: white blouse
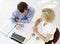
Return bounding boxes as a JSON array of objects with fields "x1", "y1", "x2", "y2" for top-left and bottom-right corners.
[{"x1": 41, "y1": 21, "x2": 56, "y2": 40}]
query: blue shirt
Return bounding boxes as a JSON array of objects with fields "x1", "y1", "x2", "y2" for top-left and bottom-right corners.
[{"x1": 11, "y1": 7, "x2": 35, "y2": 27}]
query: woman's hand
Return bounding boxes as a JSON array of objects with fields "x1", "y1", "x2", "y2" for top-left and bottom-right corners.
[{"x1": 33, "y1": 26, "x2": 38, "y2": 33}]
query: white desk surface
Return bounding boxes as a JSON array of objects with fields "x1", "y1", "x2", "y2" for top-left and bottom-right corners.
[
  {"x1": 9, "y1": 22, "x2": 45, "y2": 44},
  {"x1": 0, "y1": 21, "x2": 45, "y2": 44},
  {"x1": 0, "y1": 33, "x2": 19, "y2": 44}
]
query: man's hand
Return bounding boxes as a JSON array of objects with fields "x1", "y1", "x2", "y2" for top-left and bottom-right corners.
[
  {"x1": 15, "y1": 17, "x2": 19, "y2": 22},
  {"x1": 16, "y1": 24, "x2": 22, "y2": 29}
]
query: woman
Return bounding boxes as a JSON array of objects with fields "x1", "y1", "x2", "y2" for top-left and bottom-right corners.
[{"x1": 33, "y1": 8, "x2": 56, "y2": 44}]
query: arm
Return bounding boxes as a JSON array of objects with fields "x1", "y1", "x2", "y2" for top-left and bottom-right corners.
[
  {"x1": 33, "y1": 18, "x2": 42, "y2": 34},
  {"x1": 27, "y1": 7, "x2": 35, "y2": 23},
  {"x1": 35, "y1": 31, "x2": 52, "y2": 42},
  {"x1": 10, "y1": 12, "x2": 16, "y2": 27},
  {"x1": 11, "y1": 12, "x2": 22, "y2": 29},
  {"x1": 34, "y1": 18, "x2": 42, "y2": 27},
  {"x1": 11, "y1": 7, "x2": 35, "y2": 24},
  {"x1": 33, "y1": 18, "x2": 52, "y2": 42},
  {"x1": 33, "y1": 28, "x2": 52, "y2": 42}
]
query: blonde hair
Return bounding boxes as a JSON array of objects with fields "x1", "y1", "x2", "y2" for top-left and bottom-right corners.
[{"x1": 42, "y1": 8, "x2": 55, "y2": 23}]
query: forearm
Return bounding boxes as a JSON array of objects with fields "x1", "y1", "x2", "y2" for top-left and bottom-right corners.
[
  {"x1": 36, "y1": 31, "x2": 52, "y2": 42},
  {"x1": 34, "y1": 18, "x2": 42, "y2": 27},
  {"x1": 19, "y1": 19, "x2": 30, "y2": 23},
  {"x1": 36, "y1": 32, "x2": 47, "y2": 42}
]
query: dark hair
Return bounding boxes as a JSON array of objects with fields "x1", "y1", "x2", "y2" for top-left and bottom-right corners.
[{"x1": 17, "y1": 2, "x2": 28, "y2": 13}]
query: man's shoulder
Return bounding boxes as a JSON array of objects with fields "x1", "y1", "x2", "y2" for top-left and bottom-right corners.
[
  {"x1": 27, "y1": 6, "x2": 35, "y2": 16},
  {"x1": 28, "y1": 6, "x2": 35, "y2": 11},
  {"x1": 12, "y1": 9, "x2": 21, "y2": 16}
]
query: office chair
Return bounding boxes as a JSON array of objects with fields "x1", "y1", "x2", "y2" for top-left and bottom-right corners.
[{"x1": 53, "y1": 28, "x2": 60, "y2": 44}]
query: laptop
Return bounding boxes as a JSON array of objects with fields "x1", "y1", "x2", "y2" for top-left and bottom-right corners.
[{"x1": 11, "y1": 32, "x2": 25, "y2": 44}]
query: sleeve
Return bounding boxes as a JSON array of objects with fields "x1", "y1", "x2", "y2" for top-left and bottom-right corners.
[
  {"x1": 27, "y1": 7, "x2": 35, "y2": 23},
  {"x1": 10, "y1": 12, "x2": 16, "y2": 27}
]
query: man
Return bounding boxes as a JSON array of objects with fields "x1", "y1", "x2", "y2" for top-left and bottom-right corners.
[{"x1": 11, "y1": 2, "x2": 35, "y2": 29}]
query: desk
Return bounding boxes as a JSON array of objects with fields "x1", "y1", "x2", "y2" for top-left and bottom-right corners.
[
  {"x1": 0, "y1": 21, "x2": 45, "y2": 44},
  {"x1": 0, "y1": 33, "x2": 19, "y2": 44},
  {"x1": 9, "y1": 22, "x2": 45, "y2": 44}
]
